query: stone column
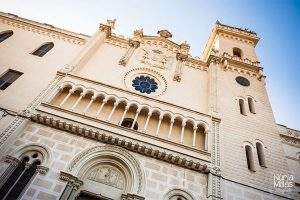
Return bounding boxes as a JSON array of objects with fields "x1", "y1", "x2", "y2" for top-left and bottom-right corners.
[
  {"x1": 155, "y1": 114, "x2": 164, "y2": 136},
  {"x1": 83, "y1": 95, "x2": 96, "y2": 115},
  {"x1": 119, "y1": 105, "x2": 130, "y2": 125},
  {"x1": 167, "y1": 118, "x2": 175, "y2": 139},
  {"x1": 70, "y1": 92, "x2": 86, "y2": 111},
  {"x1": 208, "y1": 56, "x2": 221, "y2": 114},
  {"x1": 143, "y1": 111, "x2": 152, "y2": 132},
  {"x1": 173, "y1": 53, "x2": 188, "y2": 82},
  {"x1": 131, "y1": 108, "x2": 141, "y2": 129},
  {"x1": 207, "y1": 120, "x2": 222, "y2": 200},
  {"x1": 107, "y1": 101, "x2": 119, "y2": 122},
  {"x1": 192, "y1": 126, "x2": 197, "y2": 147},
  {"x1": 59, "y1": 172, "x2": 83, "y2": 200},
  {"x1": 205, "y1": 130, "x2": 209, "y2": 151},
  {"x1": 180, "y1": 121, "x2": 186, "y2": 144},
  {"x1": 119, "y1": 39, "x2": 140, "y2": 66},
  {"x1": 59, "y1": 89, "x2": 75, "y2": 108},
  {"x1": 95, "y1": 98, "x2": 108, "y2": 118}
]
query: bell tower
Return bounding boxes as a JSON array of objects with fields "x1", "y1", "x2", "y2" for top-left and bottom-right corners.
[{"x1": 203, "y1": 21, "x2": 293, "y2": 199}]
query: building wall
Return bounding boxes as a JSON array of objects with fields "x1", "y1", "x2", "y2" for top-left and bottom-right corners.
[
  {"x1": 3, "y1": 121, "x2": 207, "y2": 200},
  {"x1": 0, "y1": 13, "x2": 86, "y2": 112}
]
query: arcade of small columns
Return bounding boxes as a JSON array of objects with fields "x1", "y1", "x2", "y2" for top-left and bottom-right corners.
[{"x1": 48, "y1": 83, "x2": 208, "y2": 151}]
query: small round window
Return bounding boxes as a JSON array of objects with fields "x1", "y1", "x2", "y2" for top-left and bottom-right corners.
[
  {"x1": 132, "y1": 75, "x2": 158, "y2": 94},
  {"x1": 236, "y1": 76, "x2": 250, "y2": 86}
]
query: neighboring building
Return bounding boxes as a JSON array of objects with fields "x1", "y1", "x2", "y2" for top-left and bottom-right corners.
[{"x1": 0, "y1": 11, "x2": 299, "y2": 200}]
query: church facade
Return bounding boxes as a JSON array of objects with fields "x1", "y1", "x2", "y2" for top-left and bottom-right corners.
[{"x1": 0, "y1": 11, "x2": 299, "y2": 200}]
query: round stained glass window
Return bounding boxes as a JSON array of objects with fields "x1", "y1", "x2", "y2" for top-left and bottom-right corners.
[
  {"x1": 132, "y1": 75, "x2": 158, "y2": 94},
  {"x1": 236, "y1": 76, "x2": 250, "y2": 86}
]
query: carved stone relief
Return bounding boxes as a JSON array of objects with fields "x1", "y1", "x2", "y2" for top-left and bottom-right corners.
[
  {"x1": 136, "y1": 47, "x2": 174, "y2": 69},
  {"x1": 87, "y1": 165, "x2": 125, "y2": 189}
]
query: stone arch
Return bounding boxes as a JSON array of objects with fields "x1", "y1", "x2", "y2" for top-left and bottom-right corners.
[
  {"x1": 14, "y1": 143, "x2": 52, "y2": 166},
  {"x1": 163, "y1": 188, "x2": 195, "y2": 200},
  {"x1": 66, "y1": 145, "x2": 145, "y2": 197}
]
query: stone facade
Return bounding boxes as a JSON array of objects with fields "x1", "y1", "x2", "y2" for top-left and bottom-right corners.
[{"x1": 0, "y1": 11, "x2": 299, "y2": 200}]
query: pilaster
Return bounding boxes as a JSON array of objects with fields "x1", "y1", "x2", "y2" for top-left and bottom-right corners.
[{"x1": 60, "y1": 20, "x2": 114, "y2": 74}]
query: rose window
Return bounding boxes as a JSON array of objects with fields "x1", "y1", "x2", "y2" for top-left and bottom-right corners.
[{"x1": 132, "y1": 75, "x2": 158, "y2": 94}]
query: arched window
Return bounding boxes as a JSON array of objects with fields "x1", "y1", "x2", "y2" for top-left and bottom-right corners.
[
  {"x1": 239, "y1": 99, "x2": 246, "y2": 115},
  {"x1": 245, "y1": 145, "x2": 255, "y2": 171},
  {"x1": 31, "y1": 42, "x2": 54, "y2": 57},
  {"x1": 248, "y1": 97, "x2": 255, "y2": 114},
  {"x1": 233, "y1": 47, "x2": 242, "y2": 58},
  {"x1": 256, "y1": 142, "x2": 266, "y2": 167},
  {"x1": 0, "y1": 152, "x2": 42, "y2": 199},
  {"x1": 121, "y1": 118, "x2": 138, "y2": 130},
  {"x1": 0, "y1": 30, "x2": 13, "y2": 43},
  {"x1": 163, "y1": 189, "x2": 194, "y2": 200}
]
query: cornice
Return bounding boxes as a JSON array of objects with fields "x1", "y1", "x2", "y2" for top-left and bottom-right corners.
[
  {"x1": 0, "y1": 12, "x2": 88, "y2": 45},
  {"x1": 30, "y1": 113, "x2": 210, "y2": 174},
  {"x1": 280, "y1": 134, "x2": 300, "y2": 148}
]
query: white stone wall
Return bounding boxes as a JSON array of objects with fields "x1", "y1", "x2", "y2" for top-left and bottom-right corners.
[
  {"x1": 0, "y1": 14, "x2": 85, "y2": 112},
  {"x1": 1, "y1": 121, "x2": 207, "y2": 200}
]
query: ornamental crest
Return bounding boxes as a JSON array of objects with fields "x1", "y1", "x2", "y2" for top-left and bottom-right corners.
[
  {"x1": 136, "y1": 47, "x2": 174, "y2": 69},
  {"x1": 87, "y1": 165, "x2": 125, "y2": 189}
]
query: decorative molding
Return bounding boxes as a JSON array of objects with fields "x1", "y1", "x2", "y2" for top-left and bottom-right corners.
[
  {"x1": 119, "y1": 39, "x2": 140, "y2": 66},
  {"x1": 219, "y1": 32, "x2": 255, "y2": 46},
  {"x1": 0, "y1": 13, "x2": 87, "y2": 45},
  {"x1": 121, "y1": 193, "x2": 145, "y2": 200},
  {"x1": 67, "y1": 145, "x2": 145, "y2": 194},
  {"x1": 173, "y1": 53, "x2": 188, "y2": 82},
  {"x1": 163, "y1": 188, "x2": 195, "y2": 200},
  {"x1": 280, "y1": 134, "x2": 300, "y2": 148},
  {"x1": 30, "y1": 114, "x2": 210, "y2": 174},
  {"x1": 123, "y1": 67, "x2": 168, "y2": 96},
  {"x1": 60, "y1": 171, "x2": 83, "y2": 190}
]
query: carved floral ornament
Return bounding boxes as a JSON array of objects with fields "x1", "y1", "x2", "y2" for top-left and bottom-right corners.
[{"x1": 31, "y1": 114, "x2": 210, "y2": 174}]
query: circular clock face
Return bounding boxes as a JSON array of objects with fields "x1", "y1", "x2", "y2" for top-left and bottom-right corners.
[
  {"x1": 236, "y1": 76, "x2": 250, "y2": 86},
  {"x1": 132, "y1": 75, "x2": 158, "y2": 94}
]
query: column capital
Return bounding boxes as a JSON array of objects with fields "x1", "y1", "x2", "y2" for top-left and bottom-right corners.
[
  {"x1": 136, "y1": 107, "x2": 142, "y2": 113},
  {"x1": 176, "y1": 53, "x2": 188, "y2": 62},
  {"x1": 147, "y1": 110, "x2": 153, "y2": 116},
  {"x1": 99, "y1": 24, "x2": 112, "y2": 37},
  {"x1": 125, "y1": 105, "x2": 130, "y2": 110},
  {"x1": 59, "y1": 171, "x2": 83, "y2": 190},
  {"x1": 69, "y1": 89, "x2": 76, "y2": 93},
  {"x1": 159, "y1": 114, "x2": 164, "y2": 120},
  {"x1": 129, "y1": 39, "x2": 140, "y2": 48}
]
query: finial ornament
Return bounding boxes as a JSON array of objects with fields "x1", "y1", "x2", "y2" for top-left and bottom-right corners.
[
  {"x1": 134, "y1": 28, "x2": 144, "y2": 39},
  {"x1": 157, "y1": 30, "x2": 172, "y2": 39},
  {"x1": 106, "y1": 19, "x2": 116, "y2": 29}
]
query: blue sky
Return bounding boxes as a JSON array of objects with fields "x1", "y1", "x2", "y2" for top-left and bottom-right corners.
[{"x1": 1, "y1": 0, "x2": 299, "y2": 129}]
